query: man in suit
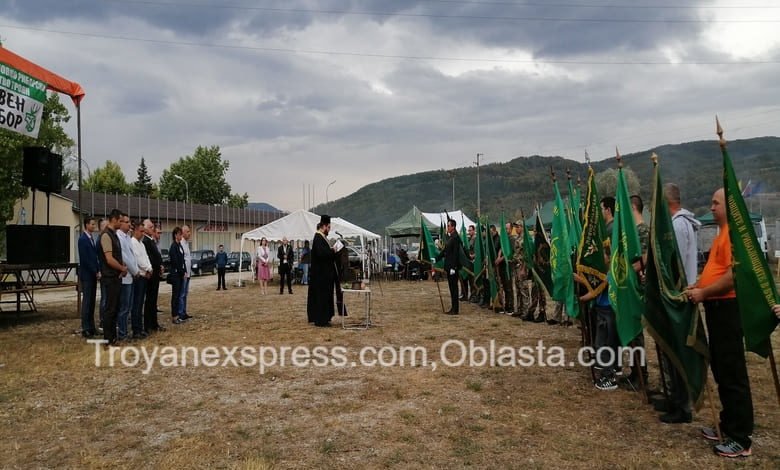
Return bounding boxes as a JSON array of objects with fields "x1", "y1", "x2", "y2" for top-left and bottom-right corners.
[
  {"x1": 435, "y1": 218, "x2": 462, "y2": 315},
  {"x1": 169, "y1": 226, "x2": 187, "y2": 324},
  {"x1": 142, "y1": 219, "x2": 165, "y2": 333},
  {"x1": 78, "y1": 216, "x2": 100, "y2": 338},
  {"x1": 277, "y1": 237, "x2": 294, "y2": 294}
]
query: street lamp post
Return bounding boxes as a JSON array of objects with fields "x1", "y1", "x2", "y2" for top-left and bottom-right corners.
[
  {"x1": 173, "y1": 174, "x2": 189, "y2": 227},
  {"x1": 326, "y1": 179, "x2": 336, "y2": 205},
  {"x1": 69, "y1": 155, "x2": 92, "y2": 182},
  {"x1": 446, "y1": 171, "x2": 455, "y2": 210}
]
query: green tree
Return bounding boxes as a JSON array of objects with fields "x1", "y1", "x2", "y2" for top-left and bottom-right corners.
[
  {"x1": 159, "y1": 145, "x2": 232, "y2": 204},
  {"x1": 0, "y1": 92, "x2": 76, "y2": 253},
  {"x1": 595, "y1": 167, "x2": 640, "y2": 199},
  {"x1": 226, "y1": 192, "x2": 249, "y2": 208},
  {"x1": 133, "y1": 157, "x2": 153, "y2": 197},
  {"x1": 83, "y1": 161, "x2": 132, "y2": 194}
]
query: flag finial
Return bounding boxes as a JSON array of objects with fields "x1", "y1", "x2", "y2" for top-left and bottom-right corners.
[
  {"x1": 566, "y1": 168, "x2": 572, "y2": 181},
  {"x1": 550, "y1": 166, "x2": 556, "y2": 182},
  {"x1": 584, "y1": 149, "x2": 591, "y2": 165},
  {"x1": 615, "y1": 147, "x2": 623, "y2": 169},
  {"x1": 651, "y1": 152, "x2": 658, "y2": 166},
  {"x1": 716, "y1": 115, "x2": 727, "y2": 149}
]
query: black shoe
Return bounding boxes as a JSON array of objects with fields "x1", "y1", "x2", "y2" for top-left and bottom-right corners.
[
  {"x1": 82, "y1": 330, "x2": 95, "y2": 338},
  {"x1": 217, "y1": 287, "x2": 221, "y2": 290},
  {"x1": 183, "y1": 314, "x2": 193, "y2": 320},
  {"x1": 223, "y1": 287, "x2": 227, "y2": 290},
  {"x1": 660, "y1": 410, "x2": 692, "y2": 424},
  {"x1": 314, "y1": 322, "x2": 332, "y2": 327},
  {"x1": 280, "y1": 291, "x2": 284, "y2": 295},
  {"x1": 520, "y1": 315, "x2": 534, "y2": 321},
  {"x1": 533, "y1": 316, "x2": 546, "y2": 323},
  {"x1": 652, "y1": 397, "x2": 671, "y2": 412},
  {"x1": 289, "y1": 290, "x2": 293, "y2": 294},
  {"x1": 445, "y1": 310, "x2": 459, "y2": 315},
  {"x1": 546, "y1": 319, "x2": 559, "y2": 325}
]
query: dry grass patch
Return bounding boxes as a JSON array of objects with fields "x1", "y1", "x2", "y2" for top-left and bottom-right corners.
[{"x1": 0, "y1": 277, "x2": 778, "y2": 468}]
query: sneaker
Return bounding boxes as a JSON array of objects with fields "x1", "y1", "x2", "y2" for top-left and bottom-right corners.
[
  {"x1": 595, "y1": 376, "x2": 618, "y2": 391},
  {"x1": 713, "y1": 438, "x2": 751, "y2": 458},
  {"x1": 172, "y1": 317, "x2": 187, "y2": 324}
]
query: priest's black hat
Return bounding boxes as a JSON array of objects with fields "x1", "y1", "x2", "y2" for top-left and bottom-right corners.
[{"x1": 320, "y1": 214, "x2": 331, "y2": 225}]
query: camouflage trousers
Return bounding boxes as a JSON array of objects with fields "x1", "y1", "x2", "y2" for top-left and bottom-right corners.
[
  {"x1": 528, "y1": 279, "x2": 546, "y2": 318},
  {"x1": 513, "y1": 271, "x2": 531, "y2": 317}
]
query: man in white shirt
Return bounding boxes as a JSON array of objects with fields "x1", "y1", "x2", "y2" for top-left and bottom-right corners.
[
  {"x1": 178, "y1": 225, "x2": 193, "y2": 320},
  {"x1": 117, "y1": 213, "x2": 139, "y2": 341},
  {"x1": 130, "y1": 220, "x2": 153, "y2": 339}
]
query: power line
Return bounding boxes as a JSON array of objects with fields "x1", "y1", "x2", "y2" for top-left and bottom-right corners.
[
  {"x1": 418, "y1": 0, "x2": 780, "y2": 9},
  {"x1": 4, "y1": 24, "x2": 780, "y2": 65},
  {"x1": 101, "y1": 0, "x2": 780, "y2": 23}
]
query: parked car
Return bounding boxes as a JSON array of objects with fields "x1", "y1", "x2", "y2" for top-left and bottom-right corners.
[
  {"x1": 191, "y1": 249, "x2": 216, "y2": 275},
  {"x1": 227, "y1": 251, "x2": 252, "y2": 272}
]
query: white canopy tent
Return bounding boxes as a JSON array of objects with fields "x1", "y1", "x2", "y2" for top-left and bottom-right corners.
[
  {"x1": 421, "y1": 210, "x2": 476, "y2": 232},
  {"x1": 238, "y1": 210, "x2": 381, "y2": 283}
]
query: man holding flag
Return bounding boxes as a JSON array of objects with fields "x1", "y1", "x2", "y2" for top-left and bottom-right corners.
[
  {"x1": 685, "y1": 188, "x2": 753, "y2": 458},
  {"x1": 434, "y1": 218, "x2": 463, "y2": 315}
]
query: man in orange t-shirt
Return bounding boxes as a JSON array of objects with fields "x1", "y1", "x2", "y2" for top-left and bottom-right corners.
[{"x1": 685, "y1": 188, "x2": 753, "y2": 458}]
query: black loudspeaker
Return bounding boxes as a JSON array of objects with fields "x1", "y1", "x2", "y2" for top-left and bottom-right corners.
[
  {"x1": 22, "y1": 147, "x2": 62, "y2": 193},
  {"x1": 5, "y1": 225, "x2": 70, "y2": 264}
]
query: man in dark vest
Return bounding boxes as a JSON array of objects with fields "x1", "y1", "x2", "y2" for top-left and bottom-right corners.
[{"x1": 96, "y1": 209, "x2": 127, "y2": 345}]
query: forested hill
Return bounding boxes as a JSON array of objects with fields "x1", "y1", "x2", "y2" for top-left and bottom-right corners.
[{"x1": 312, "y1": 137, "x2": 780, "y2": 235}]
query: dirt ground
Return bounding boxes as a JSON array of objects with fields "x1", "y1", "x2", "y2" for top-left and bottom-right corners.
[{"x1": 0, "y1": 272, "x2": 778, "y2": 469}]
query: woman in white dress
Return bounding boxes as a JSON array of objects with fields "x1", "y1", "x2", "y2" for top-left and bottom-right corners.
[{"x1": 256, "y1": 238, "x2": 271, "y2": 295}]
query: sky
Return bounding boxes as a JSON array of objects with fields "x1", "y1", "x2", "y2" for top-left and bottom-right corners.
[{"x1": 2, "y1": 0, "x2": 779, "y2": 212}]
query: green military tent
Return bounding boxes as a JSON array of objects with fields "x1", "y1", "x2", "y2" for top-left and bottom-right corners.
[{"x1": 385, "y1": 206, "x2": 439, "y2": 238}]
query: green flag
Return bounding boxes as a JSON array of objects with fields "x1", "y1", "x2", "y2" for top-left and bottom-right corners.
[
  {"x1": 551, "y1": 181, "x2": 579, "y2": 319},
  {"x1": 567, "y1": 178, "x2": 583, "y2": 251},
  {"x1": 420, "y1": 218, "x2": 443, "y2": 271},
  {"x1": 498, "y1": 213, "x2": 514, "y2": 280},
  {"x1": 458, "y1": 218, "x2": 474, "y2": 279},
  {"x1": 522, "y1": 212, "x2": 536, "y2": 274},
  {"x1": 532, "y1": 209, "x2": 553, "y2": 297},
  {"x1": 722, "y1": 140, "x2": 779, "y2": 357},
  {"x1": 485, "y1": 221, "x2": 500, "y2": 305},
  {"x1": 608, "y1": 168, "x2": 644, "y2": 346},
  {"x1": 473, "y1": 218, "x2": 486, "y2": 285},
  {"x1": 644, "y1": 157, "x2": 709, "y2": 408},
  {"x1": 575, "y1": 167, "x2": 608, "y2": 297}
]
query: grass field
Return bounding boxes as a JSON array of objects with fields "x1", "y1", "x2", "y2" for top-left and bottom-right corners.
[{"x1": 1, "y1": 277, "x2": 778, "y2": 469}]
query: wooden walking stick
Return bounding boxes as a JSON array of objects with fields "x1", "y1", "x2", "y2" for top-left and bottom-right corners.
[
  {"x1": 705, "y1": 381, "x2": 724, "y2": 443},
  {"x1": 768, "y1": 347, "x2": 780, "y2": 406},
  {"x1": 430, "y1": 264, "x2": 446, "y2": 314}
]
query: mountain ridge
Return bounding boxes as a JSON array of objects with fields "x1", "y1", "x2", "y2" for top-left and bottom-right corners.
[{"x1": 312, "y1": 137, "x2": 780, "y2": 235}]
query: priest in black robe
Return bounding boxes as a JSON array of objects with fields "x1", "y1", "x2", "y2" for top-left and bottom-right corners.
[{"x1": 307, "y1": 215, "x2": 338, "y2": 326}]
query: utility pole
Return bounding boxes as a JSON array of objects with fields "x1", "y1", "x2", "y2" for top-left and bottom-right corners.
[{"x1": 475, "y1": 153, "x2": 483, "y2": 217}]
